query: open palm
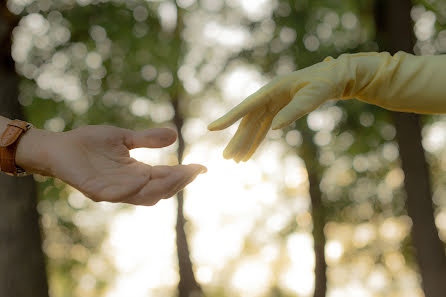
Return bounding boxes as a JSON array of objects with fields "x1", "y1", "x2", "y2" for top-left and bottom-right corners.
[{"x1": 47, "y1": 125, "x2": 206, "y2": 206}]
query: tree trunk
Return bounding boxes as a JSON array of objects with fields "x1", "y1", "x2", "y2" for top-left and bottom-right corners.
[
  {"x1": 0, "y1": 5, "x2": 49, "y2": 297},
  {"x1": 173, "y1": 99, "x2": 203, "y2": 297},
  {"x1": 301, "y1": 130, "x2": 327, "y2": 297},
  {"x1": 375, "y1": 1, "x2": 446, "y2": 296},
  {"x1": 171, "y1": 5, "x2": 203, "y2": 296}
]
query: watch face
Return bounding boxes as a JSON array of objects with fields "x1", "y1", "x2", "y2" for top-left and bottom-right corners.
[
  {"x1": 15, "y1": 166, "x2": 30, "y2": 177},
  {"x1": 15, "y1": 172, "x2": 31, "y2": 177},
  {"x1": 2, "y1": 169, "x2": 28, "y2": 177}
]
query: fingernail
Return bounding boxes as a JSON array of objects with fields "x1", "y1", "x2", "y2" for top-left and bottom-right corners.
[
  {"x1": 223, "y1": 149, "x2": 232, "y2": 159},
  {"x1": 191, "y1": 164, "x2": 207, "y2": 174},
  {"x1": 207, "y1": 122, "x2": 217, "y2": 131}
]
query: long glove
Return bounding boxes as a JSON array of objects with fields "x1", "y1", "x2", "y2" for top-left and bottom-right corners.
[{"x1": 208, "y1": 51, "x2": 446, "y2": 162}]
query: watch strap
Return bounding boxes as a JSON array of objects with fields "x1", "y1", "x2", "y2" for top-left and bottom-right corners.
[{"x1": 0, "y1": 120, "x2": 32, "y2": 176}]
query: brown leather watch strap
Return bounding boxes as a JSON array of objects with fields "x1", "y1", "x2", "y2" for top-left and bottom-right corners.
[{"x1": 0, "y1": 120, "x2": 32, "y2": 175}]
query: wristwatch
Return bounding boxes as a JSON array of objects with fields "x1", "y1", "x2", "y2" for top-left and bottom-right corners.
[{"x1": 0, "y1": 119, "x2": 33, "y2": 176}]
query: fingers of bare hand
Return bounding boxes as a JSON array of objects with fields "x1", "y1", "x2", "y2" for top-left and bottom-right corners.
[
  {"x1": 124, "y1": 128, "x2": 177, "y2": 149},
  {"x1": 151, "y1": 165, "x2": 175, "y2": 179},
  {"x1": 126, "y1": 164, "x2": 206, "y2": 206}
]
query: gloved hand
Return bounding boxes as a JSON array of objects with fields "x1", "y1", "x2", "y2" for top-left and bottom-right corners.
[{"x1": 208, "y1": 51, "x2": 446, "y2": 162}]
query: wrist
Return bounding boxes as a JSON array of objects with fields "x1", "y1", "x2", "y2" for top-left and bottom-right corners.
[
  {"x1": 336, "y1": 52, "x2": 382, "y2": 100},
  {"x1": 15, "y1": 127, "x2": 58, "y2": 176}
]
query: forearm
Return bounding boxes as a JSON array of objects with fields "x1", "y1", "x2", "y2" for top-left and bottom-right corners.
[
  {"x1": 0, "y1": 115, "x2": 55, "y2": 176},
  {"x1": 340, "y1": 52, "x2": 446, "y2": 113}
]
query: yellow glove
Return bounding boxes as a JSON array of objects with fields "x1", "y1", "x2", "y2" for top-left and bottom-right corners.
[{"x1": 208, "y1": 51, "x2": 446, "y2": 162}]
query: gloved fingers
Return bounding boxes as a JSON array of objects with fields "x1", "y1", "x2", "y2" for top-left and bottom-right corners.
[
  {"x1": 223, "y1": 108, "x2": 267, "y2": 160},
  {"x1": 208, "y1": 84, "x2": 278, "y2": 131},
  {"x1": 271, "y1": 84, "x2": 329, "y2": 129},
  {"x1": 239, "y1": 115, "x2": 274, "y2": 162},
  {"x1": 232, "y1": 115, "x2": 268, "y2": 162},
  {"x1": 233, "y1": 116, "x2": 270, "y2": 162},
  {"x1": 222, "y1": 118, "x2": 255, "y2": 160}
]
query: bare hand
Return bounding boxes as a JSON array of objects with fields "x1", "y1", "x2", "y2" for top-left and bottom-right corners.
[{"x1": 17, "y1": 125, "x2": 206, "y2": 206}]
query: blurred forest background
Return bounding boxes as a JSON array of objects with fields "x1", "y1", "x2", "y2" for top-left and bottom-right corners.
[{"x1": 2, "y1": 0, "x2": 446, "y2": 297}]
